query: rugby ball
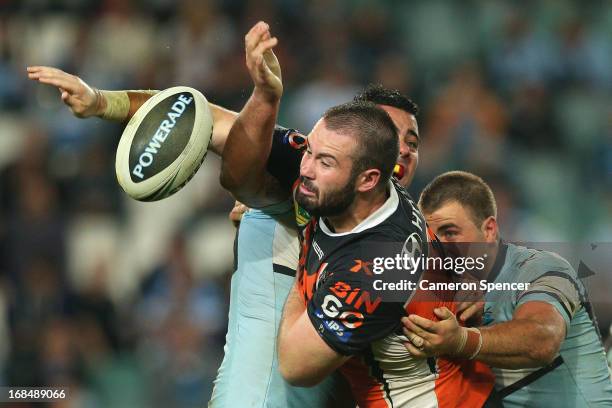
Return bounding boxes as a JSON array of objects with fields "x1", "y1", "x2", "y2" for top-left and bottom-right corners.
[{"x1": 115, "y1": 86, "x2": 213, "y2": 201}]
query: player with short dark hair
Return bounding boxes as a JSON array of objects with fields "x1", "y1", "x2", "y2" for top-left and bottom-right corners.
[
  {"x1": 222, "y1": 21, "x2": 497, "y2": 407},
  {"x1": 324, "y1": 101, "x2": 399, "y2": 193},
  {"x1": 294, "y1": 100, "x2": 398, "y2": 219},
  {"x1": 354, "y1": 83, "x2": 420, "y2": 116},
  {"x1": 354, "y1": 84, "x2": 421, "y2": 188},
  {"x1": 28, "y1": 22, "x2": 494, "y2": 407},
  {"x1": 419, "y1": 171, "x2": 497, "y2": 230},
  {"x1": 27, "y1": 60, "x2": 354, "y2": 408},
  {"x1": 404, "y1": 171, "x2": 612, "y2": 407}
]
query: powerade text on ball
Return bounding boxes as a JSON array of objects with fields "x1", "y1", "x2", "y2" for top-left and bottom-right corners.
[{"x1": 129, "y1": 93, "x2": 194, "y2": 182}]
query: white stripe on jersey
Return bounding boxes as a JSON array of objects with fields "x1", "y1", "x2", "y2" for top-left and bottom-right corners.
[
  {"x1": 272, "y1": 213, "x2": 300, "y2": 272},
  {"x1": 370, "y1": 332, "x2": 440, "y2": 407}
]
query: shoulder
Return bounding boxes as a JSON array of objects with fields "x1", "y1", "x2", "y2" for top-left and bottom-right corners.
[
  {"x1": 273, "y1": 126, "x2": 307, "y2": 151},
  {"x1": 508, "y1": 243, "x2": 576, "y2": 282}
]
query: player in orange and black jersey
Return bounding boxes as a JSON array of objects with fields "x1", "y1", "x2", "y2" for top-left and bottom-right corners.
[
  {"x1": 267, "y1": 123, "x2": 497, "y2": 407},
  {"x1": 222, "y1": 22, "x2": 498, "y2": 407}
]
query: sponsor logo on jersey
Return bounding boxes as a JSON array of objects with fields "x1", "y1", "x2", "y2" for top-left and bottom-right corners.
[
  {"x1": 321, "y1": 294, "x2": 342, "y2": 318},
  {"x1": 329, "y1": 281, "x2": 382, "y2": 314},
  {"x1": 315, "y1": 262, "x2": 331, "y2": 289},
  {"x1": 313, "y1": 240, "x2": 324, "y2": 260},
  {"x1": 401, "y1": 232, "x2": 423, "y2": 260},
  {"x1": 319, "y1": 296, "x2": 365, "y2": 333},
  {"x1": 350, "y1": 259, "x2": 374, "y2": 276},
  {"x1": 315, "y1": 308, "x2": 354, "y2": 342},
  {"x1": 286, "y1": 132, "x2": 307, "y2": 151},
  {"x1": 338, "y1": 311, "x2": 364, "y2": 329}
]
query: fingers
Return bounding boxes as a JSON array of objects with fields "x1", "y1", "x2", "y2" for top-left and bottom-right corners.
[
  {"x1": 229, "y1": 203, "x2": 248, "y2": 219},
  {"x1": 401, "y1": 324, "x2": 425, "y2": 348},
  {"x1": 229, "y1": 202, "x2": 249, "y2": 227},
  {"x1": 458, "y1": 302, "x2": 482, "y2": 322},
  {"x1": 402, "y1": 316, "x2": 435, "y2": 340},
  {"x1": 407, "y1": 313, "x2": 439, "y2": 333},
  {"x1": 456, "y1": 301, "x2": 470, "y2": 314},
  {"x1": 243, "y1": 21, "x2": 282, "y2": 98},
  {"x1": 255, "y1": 36, "x2": 278, "y2": 55},
  {"x1": 26, "y1": 65, "x2": 59, "y2": 76},
  {"x1": 403, "y1": 341, "x2": 428, "y2": 358},
  {"x1": 253, "y1": 37, "x2": 278, "y2": 67},
  {"x1": 245, "y1": 21, "x2": 277, "y2": 67},
  {"x1": 29, "y1": 70, "x2": 80, "y2": 94},
  {"x1": 27, "y1": 66, "x2": 68, "y2": 81},
  {"x1": 259, "y1": 38, "x2": 279, "y2": 63},
  {"x1": 245, "y1": 21, "x2": 269, "y2": 53},
  {"x1": 433, "y1": 307, "x2": 454, "y2": 321}
]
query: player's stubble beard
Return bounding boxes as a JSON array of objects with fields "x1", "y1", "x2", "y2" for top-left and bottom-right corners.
[{"x1": 296, "y1": 174, "x2": 357, "y2": 218}]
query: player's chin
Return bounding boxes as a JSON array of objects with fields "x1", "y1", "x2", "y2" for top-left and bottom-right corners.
[
  {"x1": 295, "y1": 191, "x2": 318, "y2": 210},
  {"x1": 399, "y1": 168, "x2": 416, "y2": 188}
]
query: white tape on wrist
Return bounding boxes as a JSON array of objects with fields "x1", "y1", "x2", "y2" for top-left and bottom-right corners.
[
  {"x1": 465, "y1": 328, "x2": 483, "y2": 360},
  {"x1": 99, "y1": 90, "x2": 130, "y2": 121}
]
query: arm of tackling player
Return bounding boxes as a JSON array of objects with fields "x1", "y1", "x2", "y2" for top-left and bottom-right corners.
[{"x1": 26, "y1": 65, "x2": 235, "y2": 156}]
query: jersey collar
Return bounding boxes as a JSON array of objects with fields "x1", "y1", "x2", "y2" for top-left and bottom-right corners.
[
  {"x1": 319, "y1": 180, "x2": 399, "y2": 237},
  {"x1": 488, "y1": 239, "x2": 508, "y2": 282}
]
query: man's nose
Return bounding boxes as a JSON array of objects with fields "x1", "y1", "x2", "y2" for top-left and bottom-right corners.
[
  {"x1": 300, "y1": 153, "x2": 314, "y2": 179},
  {"x1": 399, "y1": 140, "x2": 411, "y2": 158}
]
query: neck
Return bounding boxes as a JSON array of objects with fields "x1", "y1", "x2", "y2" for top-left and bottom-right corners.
[
  {"x1": 481, "y1": 239, "x2": 500, "y2": 279},
  {"x1": 326, "y1": 187, "x2": 389, "y2": 233}
]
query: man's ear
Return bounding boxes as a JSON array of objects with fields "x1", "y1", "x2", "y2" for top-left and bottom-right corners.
[
  {"x1": 481, "y1": 216, "x2": 498, "y2": 243},
  {"x1": 356, "y1": 169, "x2": 382, "y2": 193}
]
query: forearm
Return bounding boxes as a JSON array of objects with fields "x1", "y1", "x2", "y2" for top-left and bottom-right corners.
[
  {"x1": 208, "y1": 103, "x2": 238, "y2": 156},
  {"x1": 125, "y1": 90, "x2": 158, "y2": 120},
  {"x1": 278, "y1": 283, "x2": 350, "y2": 386},
  {"x1": 278, "y1": 283, "x2": 315, "y2": 385},
  {"x1": 278, "y1": 282, "x2": 306, "y2": 366},
  {"x1": 93, "y1": 89, "x2": 157, "y2": 121},
  {"x1": 220, "y1": 88, "x2": 280, "y2": 201},
  {"x1": 477, "y1": 319, "x2": 563, "y2": 369},
  {"x1": 98, "y1": 91, "x2": 237, "y2": 156}
]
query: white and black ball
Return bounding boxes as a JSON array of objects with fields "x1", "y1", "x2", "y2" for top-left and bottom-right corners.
[{"x1": 115, "y1": 86, "x2": 213, "y2": 201}]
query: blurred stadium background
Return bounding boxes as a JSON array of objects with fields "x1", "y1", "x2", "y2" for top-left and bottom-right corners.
[{"x1": 0, "y1": 0, "x2": 610, "y2": 406}]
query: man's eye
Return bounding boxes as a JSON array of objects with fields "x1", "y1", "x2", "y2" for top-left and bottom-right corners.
[
  {"x1": 321, "y1": 161, "x2": 332, "y2": 168},
  {"x1": 444, "y1": 231, "x2": 457, "y2": 239},
  {"x1": 409, "y1": 142, "x2": 419, "y2": 150}
]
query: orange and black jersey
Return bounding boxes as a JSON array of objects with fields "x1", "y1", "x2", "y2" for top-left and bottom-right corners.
[
  {"x1": 298, "y1": 179, "x2": 428, "y2": 356},
  {"x1": 267, "y1": 126, "x2": 495, "y2": 407}
]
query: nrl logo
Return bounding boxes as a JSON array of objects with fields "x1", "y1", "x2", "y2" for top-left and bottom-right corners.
[{"x1": 294, "y1": 201, "x2": 311, "y2": 227}]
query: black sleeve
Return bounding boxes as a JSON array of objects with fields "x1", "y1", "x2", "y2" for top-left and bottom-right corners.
[
  {"x1": 306, "y1": 251, "x2": 408, "y2": 356},
  {"x1": 266, "y1": 126, "x2": 305, "y2": 191}
]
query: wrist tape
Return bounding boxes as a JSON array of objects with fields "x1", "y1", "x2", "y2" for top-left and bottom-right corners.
[
  {"x1": 463, "y1": 328, "x2": 483, "y2": 359},
  {"x1": 97, "y1": 89, "x2": 159, "y2": 121},
  {"x1": 99, "y1": 90, "x2": 130, "y2": 121}
]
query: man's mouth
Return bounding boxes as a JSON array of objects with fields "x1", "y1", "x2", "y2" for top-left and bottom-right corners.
[
  {"x1": 394, "y1": 163, "x2": 406, "y2": 179},
  {"x1": 299, "y1": 181, "x2": 316, "y2": 197}
]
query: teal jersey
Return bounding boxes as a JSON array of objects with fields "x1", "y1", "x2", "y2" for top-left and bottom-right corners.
[
  {"x1": 209, "y1": 202, "x2": 353, "y2": 408},
  {"x1": 484, "y1": 242, "x2": 612, "y2": 407}
]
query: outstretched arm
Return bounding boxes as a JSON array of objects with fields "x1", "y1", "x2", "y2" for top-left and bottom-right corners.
[
  {"x1": 402, "y1": 302, "x2": 566, "y2": 369},
  {"x1": 26, "y1": 66, "x2": 235, "y2": 156},
  {"x1": 219, "y1": 21, "x2": 288, "y2": 208}
]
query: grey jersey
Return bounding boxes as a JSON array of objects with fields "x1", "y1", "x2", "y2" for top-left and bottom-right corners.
[{"x1": 484, "y1": 242, "x2": 612, "y2": 407}]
